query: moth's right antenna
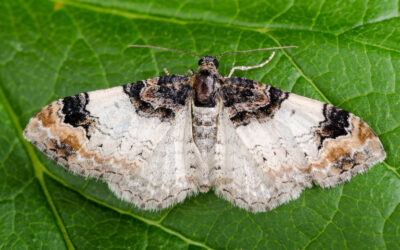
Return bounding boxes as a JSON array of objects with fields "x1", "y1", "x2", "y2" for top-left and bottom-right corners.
[
  {"x1": 128, "y1": 45, "x2": 202, "y2": 58},
  {"x1": 216, "y1": 46, "x2": 297, "y2": 57}
]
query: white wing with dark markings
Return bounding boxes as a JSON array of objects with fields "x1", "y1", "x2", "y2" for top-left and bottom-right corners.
[
  {"x1": 24, "y1": 76, "x2": 202, "y2": 210},
  {"x1": 213, "y1": 77, "x2": 386, "y2": 212}
]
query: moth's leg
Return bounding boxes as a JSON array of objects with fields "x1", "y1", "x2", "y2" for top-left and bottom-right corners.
[
  {"x1": 185, "y1": 69, "x2": 194, "y2": 76},
  {"x1": 163, "y1": 68, "x2": 170, "y2": 75},
  {"x1": 227, "y1": 51, "x2": 275, "y2": 78}
]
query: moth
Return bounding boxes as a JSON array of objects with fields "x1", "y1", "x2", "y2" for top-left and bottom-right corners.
[{"x1": 24, "y1": 45, "x2": 386, "y2": 213}]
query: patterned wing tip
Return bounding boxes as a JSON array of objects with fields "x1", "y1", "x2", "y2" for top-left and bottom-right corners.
[
  {"x1": 23, "y1": 102, "x2": 57, "y2": 152},
  {"x1": 23, "y1": 101, "x2": 73, "y2": 167},
  {"x1": 311, "y1": 114, "x2": 386, "y2": 188}
]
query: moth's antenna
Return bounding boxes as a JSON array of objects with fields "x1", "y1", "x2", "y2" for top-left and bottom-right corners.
[
  {"x1": 216, "y1": 46, "x2": 298, "y2": 58},
  {"x1": 128, "y1": 45, "x2": 202, "y2": 58}
]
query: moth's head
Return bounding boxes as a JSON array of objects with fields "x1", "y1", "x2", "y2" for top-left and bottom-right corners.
[{"x1": 198, "y1": 56, "x2": 219, "y2": 73}]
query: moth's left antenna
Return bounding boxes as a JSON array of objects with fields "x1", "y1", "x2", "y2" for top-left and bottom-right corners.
[{"x1": 128, "y1": 45, "x2": 202, "y2": 58}]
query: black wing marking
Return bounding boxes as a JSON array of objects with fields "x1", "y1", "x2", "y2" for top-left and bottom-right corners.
[
  {"x1": 220, "y1": 77, "x2": 288, "y2": 126},
  {"x1": 123, "y1": 74, "x2": 191, "y2": 120}
]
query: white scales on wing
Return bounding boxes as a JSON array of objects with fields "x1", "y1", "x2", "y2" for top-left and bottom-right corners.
[
  {"x1": 23, "y1": 47, "x2": 386, "y2": 212},
  {"x1": 85, "y1": 87, "x2": 202, "y2": 209}
]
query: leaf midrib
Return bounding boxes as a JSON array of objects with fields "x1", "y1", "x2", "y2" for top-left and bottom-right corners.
[{"x1": 0, "y1": 86, "x2": 75, "y2": 249}]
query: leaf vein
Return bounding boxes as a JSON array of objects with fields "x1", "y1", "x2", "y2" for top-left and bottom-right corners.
[
  {"x1": 0, "y1": 83, "x2": 75, "y2": 250},
  {"x1": 266, "y1": 33, "x2": 332, "y2": 104},
  {"x1": 65, "y1": 9, "x2": 110, "y2": 88},
  {"x1": 303, "y1": 186, "x2": 344, "y2": 249},
  {"x1": 310, "y1": 0, "x2": 325, "y2": 29}
]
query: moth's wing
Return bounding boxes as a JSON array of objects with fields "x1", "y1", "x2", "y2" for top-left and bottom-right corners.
[
  {"x1": 24, "y1": 75, "x2": 202, "y2": 210},
  {"x1": 214, "y1": 77, "x2": 386, "y2": 212}
]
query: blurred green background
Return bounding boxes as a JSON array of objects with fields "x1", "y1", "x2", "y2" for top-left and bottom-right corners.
[{"x1": 0, "y1": 0, "x2": 399, "y2": 249}]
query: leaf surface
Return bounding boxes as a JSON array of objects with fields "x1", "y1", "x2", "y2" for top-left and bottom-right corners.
[{"x1": 1, "y1": 0, "x2": 399, "y2": 249}]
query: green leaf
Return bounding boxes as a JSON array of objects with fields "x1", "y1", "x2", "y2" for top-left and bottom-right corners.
[{"x1": 1, "y1": 0, "x2": 399, "y2": 248}]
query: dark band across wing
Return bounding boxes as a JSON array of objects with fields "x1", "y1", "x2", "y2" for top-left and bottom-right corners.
[
  {"x1": 123, "y1": 74, "x2": 191, "y2": 120},
  {"x1": 220, "y1": 77, "x2": 288, "y2": 126}
]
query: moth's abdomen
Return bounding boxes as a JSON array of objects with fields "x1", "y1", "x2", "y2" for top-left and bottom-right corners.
[
  {"x1": 192, "y1": 105, "x2": 219, "y2": 192},
  {"x1": 192, "y1": 106, "x2": 218, "y2": 158}
]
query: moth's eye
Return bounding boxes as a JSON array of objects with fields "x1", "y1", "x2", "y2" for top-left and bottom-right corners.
[{"x1": 213, "y1": 58, "x2": 219, "y2": 69}]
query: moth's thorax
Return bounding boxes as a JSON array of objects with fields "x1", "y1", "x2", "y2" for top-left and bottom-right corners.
[{"x1": 193, "y1": 56, "x2": 221, "y2": 107}]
